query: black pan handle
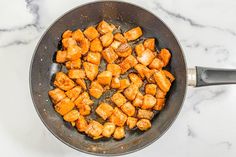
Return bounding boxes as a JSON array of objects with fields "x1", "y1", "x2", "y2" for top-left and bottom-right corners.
[{"x1": 188, "y1": 66, "x2": 236, "y2": 87}]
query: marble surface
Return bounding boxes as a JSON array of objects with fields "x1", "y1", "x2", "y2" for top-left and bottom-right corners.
[{"x1": 0, "y1": 0, "x2": 236, "y2": 156}]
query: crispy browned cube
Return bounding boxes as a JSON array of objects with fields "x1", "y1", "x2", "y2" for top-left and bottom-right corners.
[
  {"x1": 85, "y1": 120, "x2": 104, "y2": 137},
  {"x1": 72, "y1": 29, "x2": 84, "y2": 41},
  {"x1": 54, "y1": 72, "x2": 75, "y2": 91},
  {"x1": 142, "y1": 94, "x2": 156, "y2": 109},
  {"x1": 55, "y1": 98, "x2": 75, "y2": 115},
  {"x1": 68, "y1": 69, "x2": 85, "y2": 79},
  {"x1": 156, "y1": 87, "x2": 167, "y2": 99},
  {"x1": 153, "y1": 70, "x2": 171, "y2": 92},
  {"x1": 109, "y1": 107, "x2": 127, "y2": 126},
  {"x1": 120, "y1": 102, "x2": 135, "y2": 117},
  {"x1": 123, "y1": 83, "x2": 139, "y2": 101},
  {"x1": 114, "y1": 33, "x2": 127, "y2": 43},
  {"x1": 80, "y1": 37, "x2": 90, "y2": 55},
  {"x1": 163, "y1": 70, "x2": 175, "y2": 82},
  {"x1": 97, "y1": 71, "x2": 112, "y2": 85},
  {"x1": 62, "y1": 30, "x2": 72, "y2": 39},
  {"x1": 110, "y1": 40, "x2": 121, "y2": 50},
  {"x1": 87, "y1": 52, "x2": 101, "y2": 65},
  {"x1": 137, "y1": 119, "x2": 151, "y2": 131},
  {"x1": 133, "y1": 91, "x2": 143, "y2": 107},
  {"x1": 153, "y1": 98, "x2": 165, "y2": 111},
  {"x1": 97, "y1": 20, "x2": 115, "y2": 34},
  {"x1": 134, "y1": 64, "x2": 149, "y2": 79},
  {"x1": 126, "y1": 117, "x2": 138, "y2": 129},
  {"x1": 128, "y1": 73, "x2": 143, "y2": 87},
  {"x1": 76, "y1": 115, "x2": 88, "y2": 132},
  {"x1": 56, "y1": 50, "x2": 67, "y2": 63},
  {"x1": 137, "y1": 109, "x2": 154, "y2": 120},
  {"x1": 119, "y1": 55, "x2": 138, "y2": 74},
  {"x1": 63, "y1": 109, "x2": 80, "y2": 122},
  {"x1": 65, "y1": 86, "x2": 82, "y2": 101},
  {"x1": 79, "y1": 104, "x2": 91, "y2": 116},
  {"x1": 84, "y1": 26, "x2": 100, "y2": 41},
  {"x1": 111, "y1": 92, "x2": 127, "y2": 107},
  {"x1": 74, "y1": 92, "x2": 93, "y2": 108},
  {"x1": 144, "y1": 38, "x2": 155, "y2": 51},
  {"x1": 135, "y1": 43, "x2": 145, "y2": 56},
  {"x1": 148, "y1": 58, "x2": 164, "y2": 70},
  {"x1": 144, "y1": 69, "x2": 156, "y2": 81},
  {"x1": 66, "y1": 45, "x2": 82, "y2": 61},
  {"x1": 96, "y1": 103, "x2": 114, "y2": 120},
  {"x1": 100, "y1": 32, "x2": 113, "y2": 47},
  {"x1": 137, "y1": 49, "x2": 155, "y2": 66},
  {"x1": 107, "y1": 64, "x2": 121, "y2": 76},
  {"x1": 89, "y1": 81, "x2": 104, "y2": 99},
  {"x1": 90, "y1": 38, "x2": 103, "y2": 52},
  {"x1": 76, "y1": 78, "x2": 87, "y2": 90},
  {"x1": 145, "y1": 84, "x2": 157, "y2": 96},
  {"x1": 159, "y1": 48, "x2": 171, "y2": 66},
  {"x1": 123, "y1": 27, "x2": 142, "y2": 41},
  {"x1": 115, "y1": 43, "x2": 132, "y2": 57},
  {"x1": 102, "y1": 122, "x2": 116, "y2": 138},
  {"x1": 65, "y1": 59, "x2": 81, "y2": 69},
  {"x1": 102, "y1": 47, "x2": 118, "y2": 63},
  {"x1": 111, "y1": 77, "x2": 120, "y2": 89},
  {"x1": 113, "y1": 127, "x2": 125, "y2": 140},
  {"x1": 119, "y1": 79, "x2": 130, "y2": 90},
  {"x1": 62, "y1": 38, "x2": 77, "y2": 48},
  {"x1": 83, "y1": 62, "x2": 99, "y2": 81},
  {"x1": 48, "y1": 88, "x2": 66, "y2": 104}
]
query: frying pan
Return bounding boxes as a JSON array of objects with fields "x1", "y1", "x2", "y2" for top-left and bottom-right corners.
[{"x1": 30, "y1": 1, "x2": 236, "y2": 156}]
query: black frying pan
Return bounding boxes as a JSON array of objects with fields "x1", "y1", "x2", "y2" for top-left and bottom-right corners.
[{"x1": 30, "y1": 1, "x2": 236, "y2": 156}]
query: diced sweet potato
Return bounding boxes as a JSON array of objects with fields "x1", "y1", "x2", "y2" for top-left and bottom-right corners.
[
  {"x1": 102, "y1": 122, "x2": 116, "y2": 138},
  {"x1": 156, "y1": 87, "x2": 167, "y2": 99},
  {"x1": 102, "y1": 47, "x2": 118, "y2": 63},
  {"x1": 153, "y1": 70, "x2": 171, "y2": 92},
  {"x1": 145, "y1": 84, "x2": 157, "y2": 96},
  {"x1": 159, "y1": 48, "x2": 171, "y2": 66},
  {"x1": 109, "y1": 107, "x2": 127, "y2": 126},
  {"x1": 110, "y1": 40, "x2": 121, "y2": 50},
  {"x1": 96, "y1": 103, "x2": 114, "y2": 120},
  {"x1": 68, "y1": 69, "x2": 85, "y2": 79},
  {"x1": 115, "y1": 43, "x2": 132, "y2": 57},
  {"x1": 90, "y1": 38, "x2": 103, "y2": 52},
  {"x1": 54, "y1": 72, "x2": 75, "y2": 91},
  {"x1": 83, "y1": 62, "x2": 99, "y2": 81},
  {"x1": 163, "y1": 70, "x2": 175, "y2": 82},
  {"x1": 137, "y1": 109, "x2": 154, "y2": 120},
  {"x1": 119, "y1": 79, "x2": 130, "y2": 90},
  {"x1": 74, "y1": 92, "x2": 93, "y2": 108},
  {"x1": 48, "y1": 88, "x2": 66, "y2": 104},
  {"x1": 120, "y1": 102, "x2": 135, "y2": 117},
  {"x1": 113, "y1": 127, "x2": 125, "y2": 140},
  {"x1": 144, "y1": 38, "x2": 155, "y2": 51},
  {"x1": 84, "y1": 26, "x2": 100, "y2": 41},
  {"x1": 119, "y1": 55, "x2": 138, "y2": 74},
  {"x1": 148, "y1": 58, "x2": 164, "y2": 70},
  {"x1": 55, "y1": 98, "x2": 75, "y2": 115},
  {"x1": 76, "y1": 78, "x2": 87, "y2": 90},
  {"x1": 63, "y1": 109, "x2": 80, "y2": 122},
  {"x1": 85, "y1": 120, "x2": 104, "y2": 137},
  {"x1": 134, "y1": 64, "x2": 149, "y2": 79},
  {"x1": 62, "y1": 30, "x2": 72, "y2": 39},
  {"x1": 56, "y1": 50, "x2": 67, "y2": 63},
  {"x1": 132, "y1": 91, "x2": 143, "y2": 107},
  {"x1": 135, "y1": 43, "x2": 145, "y2": 56},
  {"x1": 100, "y1": 32, "x2": 113, "y2": 47},
  {"x1": 65, "y1": 86, "x2": 82, "y2": 101},
  {"x1": 111, "y1": 77, "x2": 120, "y2": 89},
  {"x1": 107, "y1": 64, "x2": 121, "y2": 76},
  {"x1": 123, "y1": 27, "x2": 142, "y2": 41},
  {"x1": 137, "y1": 119, "x2": 151, "y2": 131},
  {"x1": 137, "y1": 49, "x2": 155, "y2": 66},
  {"x1": 153, "y1": 98, "x2": 165, "y2": 110},
  {"x1": 72, "y1": 29, "x2": 84, "y2": 41},
  {"x1": 126, "y1": 117, "x2": 138, "y2": 129},
  {"x1": 80, "y1": 37, "x2": 90, "y2": 54},
  {"x1": 65, "y1": 59, "x2": 81, "y2": 69},
  {"x1": 128, "y1": 73, "x2": 143, "y2": 87},
  {"x1": 97, "y1": 71, "x2": 112, "y2": 85},
  {"x1": 111, "y1": 92, "x2": 127, "y2": 107},
  {"x1": 66, "y1": 45, "x2": 82, "y2": 61},
  {"x1": 114, "y1": 33, "x2": 127, "y2": 43},
  {"x1": 123, "y1": 83, "x2": 139, "y2": 101},
  {"x1": 142, "y1": 94, "x2": 156, "y2": 109},
  {"x1": 79, "y1": 104, "x2": 91, "y2": 116},
  {"x1": 76, "y1": 115, "x2": 88, "y2": 132},
  {"x1": 87, "y1": 52, "x2": 101, "y2": 65},
  {"x1": 62, "y1": 38, "x2": 77, "y2": 48},
  {"x1": 97, "y1": 20, "x2": 115, "y2": 34},
  {"x1": 89, "y1": 81, "x2": 104, "y2": 99}
]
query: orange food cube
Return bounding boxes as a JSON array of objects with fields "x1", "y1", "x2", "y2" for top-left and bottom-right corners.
[
  {"x1": 119, "y1": 55, "x2": 138, "y2": 74},
  {"x1": 120, "y1": 102, "x2": 136, "y2": 117},
  {"x1": 144, "y1": 38, "x2": 155, "y2": 51},
  {"x1": 48, "y1": 88, "x2": 66, "y2": 104},
  {"x1": 132, "y1": 91, "x2": 143, "y2": 107},
  {"x1": 56, "y1": 50, "x2": 67, "y2": 63},
  {"x1": 100, "y1": 32, "x2": 114, "y2": 47},
  {"x1": 111, "y1": 92, "x2": 127, "y2": 107},
  {"x1": 55, "y1": 98, "x2": 75, "y2": 115},
  {"x1": 137, "y1": 109, "x2": 154, "y2": 120},
  {"x1": 65, "y1": 59, "x2": 81, "y2": 69},
  {"x1": 76, "y1": 78, "x2": 87, "y2": 90},
  {"x1": 83, "y1": 62, "x2": 99, "y2": 81},
  {"x1": 97, "y1": 20, "x2": 115, "y2": 34},
  {"x1": 113, "y1": 127, "x2": 125, "y2": 139},
  {"x1": 137, "y1": 49, "x2": 155, "y2": 66},
  {"x1": 119, "y1": 79, "x2": 130, "y2": 90},
  {"x1": 72, "y1": 29, "x2": 84, "y2": 41},
  {"x1": 163, "y1": 70, "x2": 175, "y2": 82},
  {"x1": 74, "y1": 92, "x2": 93, "y2": 108},
  {"x1": 145, "y1": 84, "x2": 157, "y2": 96},
  {"x1": 123, "y1": 83, "x2": 139, "y2": 101},
  {"x1": 111, "y1": 77, "x2": 120, "y2": 89},
  {"x1": 110, "y1": 40, "x2": 121, "y2": 50},
  {"x1": 153, "y1": 70, "x2": 171, "y2": 92},
  {"x1": 159, "y1": 48, "x2": 171, "y2": 66},
  {"x1": 54, "y1": 72, "x2": 75, "y2": 91},
  {"x1": 68, "y1": 69, "x2": 85, "y2": 79},
  {"x1": 102, "y1": 122, "x2": 116, "y2": 138},
  {"x1": 79, "y1": 104, "x2": 91, "y2": 116},
  {"x1": 96, "y1": 103, "x2": 114, "y2": 120},
  {"x1": 135, "y1": 43, "x2": 145, "y2": 56},
  {"x1": 102, "y1": 47, "x2": 118, "y2": 63},
  {"x1": 128, "y1": 73, "x2": 143, "y2": 87},
  {"x1": 137, "y1": 119, "x2": 151, "y2": 131},
  {"x1": 66, "y1": 45, "x2": 82, "y2": 61},
  {"x1": 65, "y1": 86, "x2": 82, "y2": 101},
  {"x1": 123, "y1": 27, "x2": 142, "y2": 41},
  {"x1": 85, "y1": 120, "x2": 104, "y2": 137},
  {"x1": 148, "y1": 58, "x2": 164, "y2": 70},
  {"x1": 76, "y1": 115, "x2": 88, "y2": 132},
  {"x1": 84, "y1": 26, "x2": 100, "y2": 41},
  {"x1": 126, "y1": 117, "x2": 138, "y2": 129},
  {"x1": 134, "y1": 64, "x2": 149, "y2": 79},
  {"x1": 153, "y1": 98, "x2": 165, "y2": 111},
  {"x1": 142, "y1": 94, "x2": 156, "y2": 109},
  {"x1": 89, "y1": 81, "x2": 104, "y2": 99},
  {"x1": 114, "y1": 33, "x2": 127, "y2": 43},
  {"x1": 115, "y1": 43, "x2": 132, "y2": 57},
  {"x1": 90, "y1": 38, "x2": 103, "y2": 52},
  {"x1": 97, "y1": 71, "x2": 112, "y2": 85},
  {"x1": 62, "y1": 30, "x2": 72, "y2": 39},
  {"x1": 80, "y1": 37, "x2": 90, "y2": 55},
  {"x1": 109, "y1": 107, "x2": 127, "y2": 126},
  {"x1": 107, "y1": 64, "x2": 121, "y2": 76},
  {"x1": 156, "y1": 87, "x2": 167, "y2": 99},
  {"x1": 63, "y1": 109, "x2": 80, "y2": 122},
  {"x1": 62, "y1": 38, "x2": 77, "y2": 48},
  {"x1": 87, "y1": 52, "x2": 101, "y2": 65}
]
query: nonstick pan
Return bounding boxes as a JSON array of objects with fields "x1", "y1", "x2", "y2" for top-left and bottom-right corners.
[{"x1": 30, "y1": 1, "x2": 236, "y2": 156}]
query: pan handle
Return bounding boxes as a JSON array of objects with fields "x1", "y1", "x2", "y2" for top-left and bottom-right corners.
[{"x1": 187, "y1": 66, "x2": 236, "y2": 87}]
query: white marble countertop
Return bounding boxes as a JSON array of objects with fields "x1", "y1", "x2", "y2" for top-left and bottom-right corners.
[{"x1": 0, "y1": 0, "x2": 236, "y2": 156}]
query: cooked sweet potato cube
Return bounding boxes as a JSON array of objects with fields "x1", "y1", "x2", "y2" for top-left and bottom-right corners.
[
  {"x1": 87, "y1": 52, "x2": 101, "y2": 65},
  {"x1": 56, "y1": 50, "x2": 67, "y2": 63},
  {"x1": 144, "y1": 69, "x2": 156, "y2": 81},
  {"x1": 137, "y1": 109, "x2": 154, "y2": 120},
  {"x1": 97, "y1": 20, "x2": 115, "y2": 34},
  {"x1": 137, "y1": 49, "x2": 155, "y2": 66},
  {"x1": 109, "y1": 107, "x2": 127, "y2": 126},
  {"x1": 159, "y1": 48, "x2": 171, "y2": 66},
  {"x1": 97, "y1": 71, "x2": 112, "y2": 85},
  {"x1": 163, "y1": 70, "x2": 175, "y2": 82},
  {"x1": 107, "y1": 64, "x2": 121, "y2": 76},
  {"x1": 66, "y1": 45, "x2": 82, "y2": 61},
  {"x1": 83, "y1": 62, "x2": 98, "y2": 81},
  {"x1": 84, "y1": 26, "x2": 100, "y2": 41},
  {"x1": 153, "y1": 98, "x2": 165, "y2": 110},
  {"x1": 102, "y1": 47, "x2": 118, "y2": 63},
  {"x1": 123, "y1": 27, "x2": 142, "y2": 41},
  {"x1": 76, "y1": 78, "x2": 87, "y2": 90},
  {"x1": 68, "y1": 69, "x2": 85, "y2": 79},
  {"x1": 102, "y1": 122, "x2": 116, "y2": 138},
  {"x1": 144, "y1": 38, "x2": 155, "y2": 51},
  {"x1": 79, "y1": 104, "x2": 91, "y2": 116},
  {"x1": 110, "y1": 40, "x2": 121, "y2": 50},
  {"x1": 54, "y1": 72, "x2": 75, "y2": 91},
  {"x1": 123, "y1": 83, "x2": 139, "y2": 101},
  {"x1": 148, "y1": 58, "x2": 164, "y2": 70},
  {"x1": 111, "y1": 92, "x2": 127, "y2": 107},
  {"x1": 156, "y1": 87, "x2": 167, "y2": 99},
  {"x1": 128, "y1": 73, "x2": 143, "y2": 87},
  {"x1": 90, "y1": 38, "x2": 103, "y2": 52},
  {"x1": 135, "y1": 43, "x2": 145, "y2": 56},
  {"x1": 115, "y1": 43, "x2": 132, "y2": 57},
  {"x1": 132, "y1": 91, "x2": 143, "y2": 107},
  {"x1": 96, "y1": 103, "x2": 114, "y2": 120},
  {"x1": 85, "y1": 120, "x2": 104, "y2": 137},
  {"x1": 89, "y1": 81, "x2": 104, "y2": 99},
  {"x1": 76, "y1": 115, "x2": 88, "y2": 132},
  {"x1": 126, "y1": 117, "x2": 138, "y2": 129},
  {"x1": 142, "y1": 94, "x2": 156, "y2": 109},
  {"x1": 55, "y1": 98, "x2": 75, "y2": 115},
  {"x1": 74, "y1": 92, "x2": 93, "y2": 108},
  {"x1": 65, "y1": 86, "x2": 82, "y2": 102},
  {"x1": 48, "y1": 88, "x2": 66, "y2": 104},
  {"x1": 137, "y1": 119, "x2": 151, "y2": 131},
  {"x1": 65, "y1": 59, "x2": 81, "y2": 69},
  {"x1": 145, "y1": 84, "x2": 157, "y2": 96},
  {"x1": 119, "y1": 79, "x2": 130, "y2": 90},
  {"x1": 134, "y1": 64, "x2": 149, "y2": 79},
  {"x1": 113, "y1": 127, "x2": 125, "y2": 140},
  {"x1": 62, "y1": 30, "x2": 72, "y2": 39},
  {"x1": 114, "y1": 33, "x2": 127, "y2": 43},
  {"x1": 119, "y1": 55, "x2": 138, "y2": 74},
  {"x1": 153, "y1": 70, "x2": 171, "y2": 92},
  {"x1": 63, "y1": 109, "x2": 80, "y2": 122},
  {"x1": 111, "y1": 77, "x2": 120, "y2": 89},
  {"x1": 62, "y1": 38, "x2": 77, "y2": 48},
  {"x1": 121, "y1": 102, "x2": 135, "y2": 117},
  {"x1": 80, "y1": 37, "x2": 90, "y2": 54},
  {"x1": 72, "y1": 29, "x2": 84, "y2": 41},
  {"x1": 100, "y1": 32, "x2": 113, "y2": 47}
]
